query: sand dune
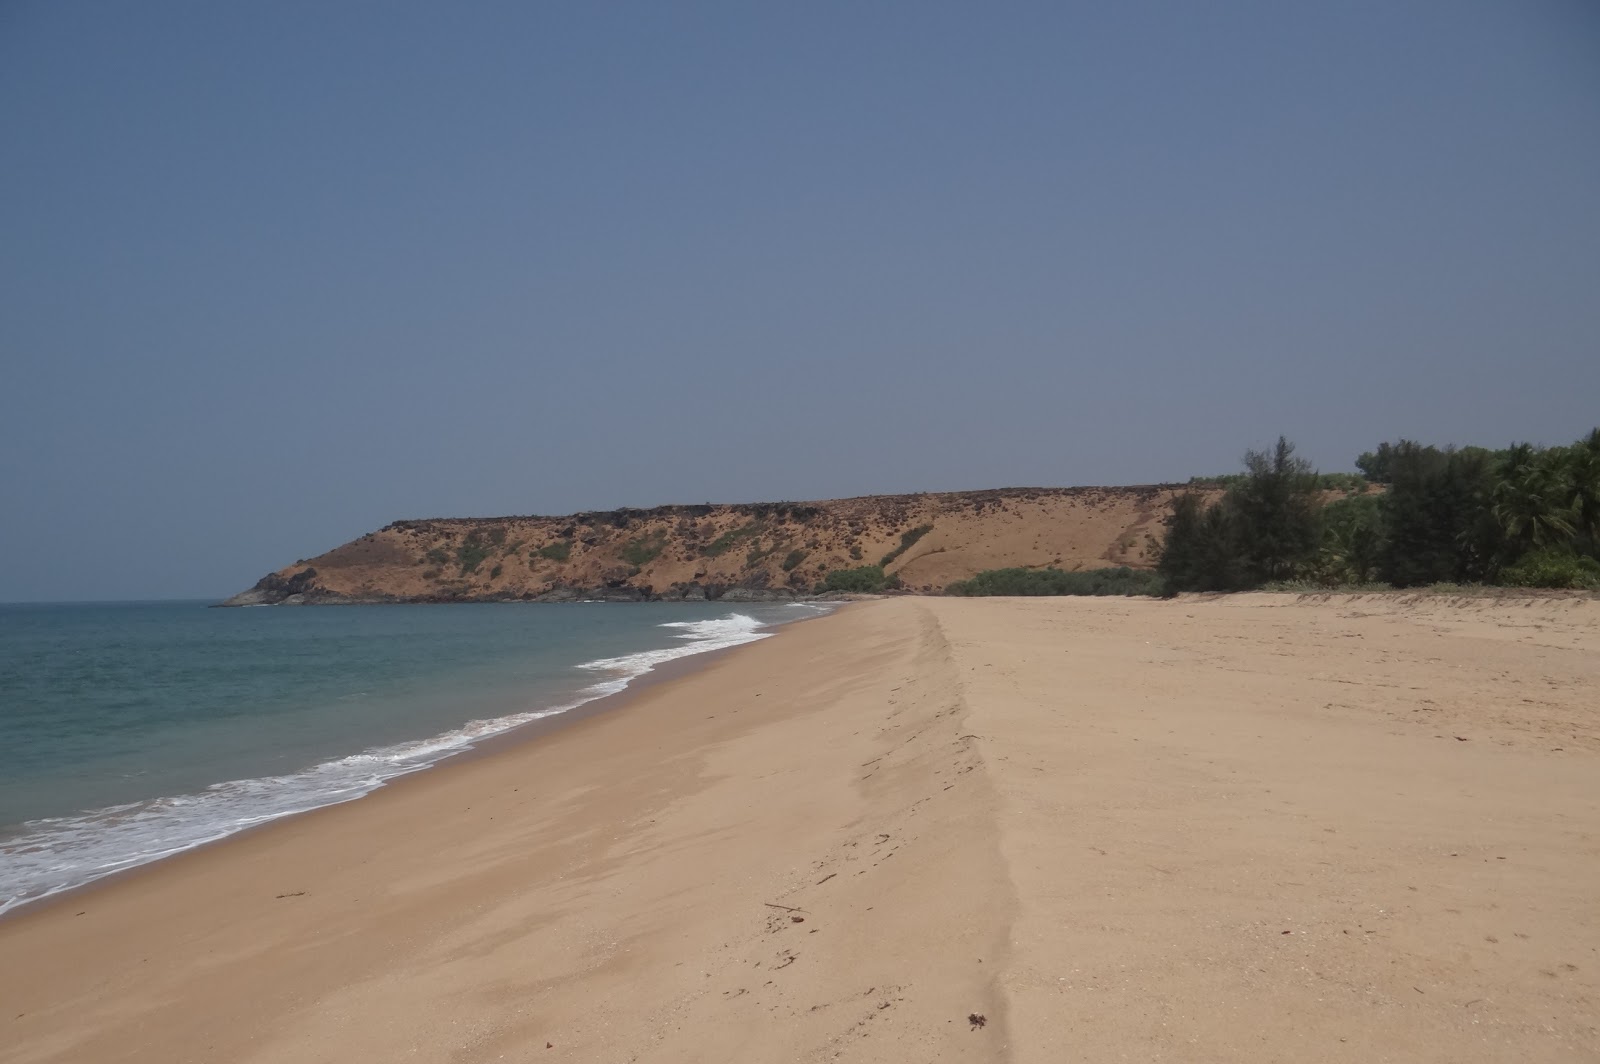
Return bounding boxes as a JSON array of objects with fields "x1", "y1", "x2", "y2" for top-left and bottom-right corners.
[{"x1": 2, "y1": 594, "x2": 1595, "y2": 1062}]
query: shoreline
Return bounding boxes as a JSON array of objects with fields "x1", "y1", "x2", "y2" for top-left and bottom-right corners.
[
  {"x1": 213, "y1": 591, "x2": 851, "y2": 607},
  {"x1": 0, "y1": 603, "x2": 841, "y2": 923},
  {"x1": 3, "y1": 595, "x2": 1595, "y2": 1063}
]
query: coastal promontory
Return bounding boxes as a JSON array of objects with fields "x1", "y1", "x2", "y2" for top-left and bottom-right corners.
[{"x1": 222, "y1": 485, "x2": 1195, "y2": 605}]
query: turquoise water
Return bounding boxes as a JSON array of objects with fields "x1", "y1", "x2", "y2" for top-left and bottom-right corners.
[{"x1": 0, "y1": 600, "x2": 824, "y2": 913}]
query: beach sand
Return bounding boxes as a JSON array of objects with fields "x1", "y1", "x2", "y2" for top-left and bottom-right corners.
[{"x1": 2, "y1": 594, "x2": 1596, "y2": 1062}]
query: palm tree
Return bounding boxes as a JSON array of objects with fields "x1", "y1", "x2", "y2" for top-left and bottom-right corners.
[
  {"x1": 1560, "y1": 428, "x2": 1600, "y2": 548},
  {"x1": 1493, "y1": 445, "x2": 1576, "y2": 556}
]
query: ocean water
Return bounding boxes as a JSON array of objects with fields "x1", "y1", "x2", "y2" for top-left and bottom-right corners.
[{"x1": 0, "y1": 599, "x2": 826, "y2": 914}]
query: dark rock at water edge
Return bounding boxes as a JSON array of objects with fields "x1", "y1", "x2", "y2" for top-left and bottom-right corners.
[
  {"x1": 218, "y1": 567, "x2": 335, "y2": 607},
  {"x1": 720, "y1": 587, "x2": 796, "y2": 602}
]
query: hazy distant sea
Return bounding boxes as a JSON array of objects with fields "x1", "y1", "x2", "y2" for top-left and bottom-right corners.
[{"x1": 0, "y1": 599, "x2": 826, "y2": 914}]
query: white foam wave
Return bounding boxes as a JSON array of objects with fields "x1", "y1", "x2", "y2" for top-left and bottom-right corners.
[
  {"x1": 0, "y1": 611, "x2": 777, "y2": 916},
  {"x1": 574, "y1": 612, "x2": 772, "y2": 691}
]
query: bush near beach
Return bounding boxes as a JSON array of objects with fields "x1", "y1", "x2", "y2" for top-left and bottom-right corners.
[
  {"x1": 945, "y1": 566, "x2": 1164, "y2": 597},
  {"x1": 1158, "y1": 429, "x2": 1600, "y2": 593},
  {"x1": 818, "y1": 565, "x2": 900, "y2": 593}
]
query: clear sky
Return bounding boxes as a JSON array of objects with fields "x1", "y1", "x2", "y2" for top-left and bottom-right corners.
[{"x1": 2, "y1": 1, "x2": 1597, "y2": 601}]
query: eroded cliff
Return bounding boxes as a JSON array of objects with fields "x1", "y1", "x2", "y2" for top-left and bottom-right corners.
[{"x1": 223, "y1": 485, "x2": 1195, "y2": 605}]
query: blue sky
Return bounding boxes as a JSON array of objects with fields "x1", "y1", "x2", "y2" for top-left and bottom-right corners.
[{"x1": 2, "y1": 1, "x2": 1597, "y2": 600}]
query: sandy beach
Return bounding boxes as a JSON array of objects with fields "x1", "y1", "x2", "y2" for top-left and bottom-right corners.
[{"x1": 3, "y1": 594, "x2": 1596, "y2": 1063}]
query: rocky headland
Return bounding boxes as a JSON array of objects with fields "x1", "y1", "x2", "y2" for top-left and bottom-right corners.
[{"x1": 221, "y1": 485, "x2": 1197, "y2": 606}]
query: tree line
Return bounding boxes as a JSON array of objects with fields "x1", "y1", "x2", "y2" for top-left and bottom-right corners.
[{"x1": 1159, "y1": 430, "x2": 1600, "y2": 592}]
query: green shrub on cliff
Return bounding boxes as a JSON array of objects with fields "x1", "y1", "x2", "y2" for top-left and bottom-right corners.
[
  {"x1": 880, "y1": 524, "x2": 933, "y2": 567},
  {"x1": 703, "y1": 523, "x2": 760, "y2": 557},
  {"x1": 744, "y1": 540, "x2": 781, "y2": 568},
  {"x1": 456, "y1": 535, "x2": 493, "y2": 575},
  {"x1": 536, "y1": 540, "x2": 572, "y2": 562},
  {"x1": 819, "y1": 565, "x2": 900, "y2": 593},
  {"x1": 620, "y1": 533, "x2": 666, "y2": 567},
  {"x1": 781, "y1": 549, "x2": 807, "y2": 571}
]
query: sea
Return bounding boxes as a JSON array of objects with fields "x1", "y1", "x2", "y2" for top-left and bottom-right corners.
[{"x1": 0, "y1": 599, "x2": 828, "y2": 915}]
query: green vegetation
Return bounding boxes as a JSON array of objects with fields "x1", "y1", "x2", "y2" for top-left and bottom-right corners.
[
  {"x1": 620, "y1": 532, "x2": 667, "y2": 567},
  {"x1": 535, "y1": 540, "x2": 572, "y2": 563},
  {"x1": 818, "y1": 565, "x2": 900, "y2": 593},
  {"x1": 946, "y1": 566, "x2": 1164, "y2": 597},
  {"x1": 1161, "y1": 438, "x2": 1322, "y2": 591},
  {"x1": 1161, "y1": 430, "x2": 1600, "y2": 593},
  {"x1": 1303, "y1": 494, "x2": 1383, "y2": 585},
  {"x1": 1498, "y1": 549, "x2": 1600, "y2": 590},
  {"x1": 456, "y1": 533, "x2": 493, "y2": 575},
  {"x1": 781, "y1": 549, "x2": 808, "y2": 571},
  {"x1": 848, "y1": 544, "x2": 863, "y2": 560},
  {"x1": 743, "y1": 501, "x2": 821, "y2": 521},
  {"x1": 703, "y1": 523, "x2": 760, "y2": 557},
  {"x1": 489, "y1": 563, "x2": 503, "y2": 580},
  {"x1": 1188, "y1": 471, "x2": 1368, "y2": 493},
  {"x1": 424, "y1": 546, "x2": 450, "y2": 566},
  {"x1": 880, "y1": 524, "x2": 933, "y2": 567},
  {"x1": 744, "y1": 540, "x2": 781, "y2": 568}
]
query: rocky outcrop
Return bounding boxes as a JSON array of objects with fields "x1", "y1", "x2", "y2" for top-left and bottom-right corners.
[{"x1": 219, "y1": 567, "x2": 340, "y2": 607}]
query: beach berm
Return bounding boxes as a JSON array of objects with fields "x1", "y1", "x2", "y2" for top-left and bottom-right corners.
[{"x1": 1, "y1": 594, "x2": 1595, "y2": 1062}]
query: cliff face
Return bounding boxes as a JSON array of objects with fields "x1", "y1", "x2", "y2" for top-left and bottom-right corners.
[{"x1": 221, "y1": 485, "x2": 1198, "y2": 605}]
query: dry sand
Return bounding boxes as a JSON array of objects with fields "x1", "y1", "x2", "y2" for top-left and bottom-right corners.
[{"x1": 1, "y1": 594, "x2": 1596, "y2": 1063}]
